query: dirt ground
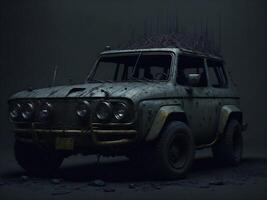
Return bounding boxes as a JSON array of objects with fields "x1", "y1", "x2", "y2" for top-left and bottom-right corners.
[{"x1": 1, "y1": 144, "x2": 267, "y2": 200}]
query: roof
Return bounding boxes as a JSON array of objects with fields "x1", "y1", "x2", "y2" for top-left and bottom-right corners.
[
  {"x1": 100, "y1": 47, "x2": 223, "y2": 61},
  {"x1": 101, "y1": 48, "x2": 179, "y2": 54}
]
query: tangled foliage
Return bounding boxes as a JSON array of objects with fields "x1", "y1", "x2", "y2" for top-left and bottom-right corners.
[{"x1": 119, "y1": 32, "x2": 221, "y2": 57}]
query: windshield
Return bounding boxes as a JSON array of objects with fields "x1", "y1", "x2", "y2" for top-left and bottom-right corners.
[{"x1": 88, "y1": 52, "x2": 172, "y2": 82}]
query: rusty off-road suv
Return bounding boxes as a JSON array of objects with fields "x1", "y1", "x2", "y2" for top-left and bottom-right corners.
[{"x1": 8, "y1": 48, "x2": 246, "y2": 178}]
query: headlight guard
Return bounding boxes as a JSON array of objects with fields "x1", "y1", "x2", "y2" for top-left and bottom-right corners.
[
  {"x1": 113, "y1": 102, "x2": 129, "y2": 121},
  {"x1": 21, "y1": 102, "x2": 34, "y2": 121},
  {"x1": 9, "y1": 103, "x2": 22, "y2": 121},
  {"x1": 76, "y1": 100, "x2": 90, "y2": 119},
  {"x1": 95, "y1": 101, "x2": 113, "y2": 122},
  {"x1": 39, "y1": 102, "x2": 53, "y2": 122}
]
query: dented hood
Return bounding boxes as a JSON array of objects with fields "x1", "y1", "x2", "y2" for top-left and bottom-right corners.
[{"x1": 9, "y1": 82, "x2": 175, "y2": 102}]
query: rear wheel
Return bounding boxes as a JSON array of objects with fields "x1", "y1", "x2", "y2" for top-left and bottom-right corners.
[
  {"x1": 14, "y1": 140, "x2": 64, "y2": 175},
  {"x1": 212, "y1": 119, "x2": 243, "y2": 165},
  {"x1": 148, "y1": 121, "x2": 195, "y2": 179}
]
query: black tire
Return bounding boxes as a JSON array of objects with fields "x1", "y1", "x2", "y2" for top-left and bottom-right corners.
[
  {"x1": 212, "y1": 119, "x2": 243, "y2": 165},
  {"x1": 148, "y1": 121, "x2": 195, "y2": 179},
  {"x1": 14, "y1": 140, "x2": 64, "y2": 175}
]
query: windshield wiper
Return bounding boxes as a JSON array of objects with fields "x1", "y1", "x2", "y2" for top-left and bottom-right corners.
[
  {"x1": 142, "y1": 77, "x2": 154, "y2": 82},
  {"x1": 128, "y1": 76, "x2": 144, "y2": 82},
  {"x1": 105, "y1": 80, "x2": 113, "y2": 83},
  {"x1": 87, "y1": 78, "x2": 105, "y2": 83},
  {"x1": 129, "y1": 52, "x2": 142, "y2": 82}
]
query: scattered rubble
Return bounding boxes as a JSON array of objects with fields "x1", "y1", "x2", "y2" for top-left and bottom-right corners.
[
  {"x1": 51, "y1": 190, "x2": 72, "y2": 196},
  {"x1": 128, "y1": 183, "x2": 137, "y2": 189},
  {"x1": 103, "y1": 187, "x2": 115, "y2": 192},
  {"x1": 198, "y1": 184, "x2": 211, "y2": 189},
  {"x1": 151, "y1": 183, "x2": 161, "y2": 190},
  {"x1": 21, "y1": 175, "x2": 29, "y2": 182},
  {"x1": 0, "y1": 181, "x2": 6, "y2": 186},
  {"x1": 209, "y1": 181, "x2": 224, "y2": 186},
  {"x1": 51, "y1": 179, "x2": 62, "y2": 185},
  {"x1": 89, "y1": 179, "x2": 106, "y2": 187}
]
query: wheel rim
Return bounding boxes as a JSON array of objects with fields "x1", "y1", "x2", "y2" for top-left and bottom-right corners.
[{"x1": 168, "y1": 134, "x2": 189, "y2": 169}]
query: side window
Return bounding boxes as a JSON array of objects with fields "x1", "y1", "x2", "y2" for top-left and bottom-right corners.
[
  {"x1": 177, "y1": 55, "x2": 207, "y2": 87},
  {"x1": 207, "y1": 59, "x2": 228, "y2": 88}
]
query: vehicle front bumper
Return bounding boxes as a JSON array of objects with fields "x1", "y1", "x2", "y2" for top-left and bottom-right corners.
[{"x1": 13, "y1": 122, "x2": 138, "y2": 151}]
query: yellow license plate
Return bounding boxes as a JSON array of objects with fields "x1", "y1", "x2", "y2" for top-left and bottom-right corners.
[{"x1": 55, "y1": 137, "x2": 74, "y2": 150}]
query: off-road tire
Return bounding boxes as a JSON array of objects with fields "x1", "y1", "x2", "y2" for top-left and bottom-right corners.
[
  {"x1": 148, "y1": 121, "x2": 195, "y2": 179},
  {"x1": 212, "y1": 119, "x2": 243, "y2": 165},
  {"x1": 14, "y1": 140, "x2": 64, "y2": 175}
]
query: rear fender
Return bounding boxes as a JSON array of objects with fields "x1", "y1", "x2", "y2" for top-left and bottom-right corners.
[{"x1": 218, "y1": 105, "x2": 243, "y2": 135}]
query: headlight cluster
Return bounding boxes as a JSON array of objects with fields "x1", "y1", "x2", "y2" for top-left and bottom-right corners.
[
  {"x1": 9, "y1": 102, "x2": 53, "y2": 122},
  {"x1": 9, "y1": 102, "x2": 35, "y2": 121},
  {"x1": 76, "y1": 101, "x2": 130, "y2": 122},
  {"x1": 9, "y1": 100, "x2": 130, "y2": 123},
  {"x1": 95, "y1": 101, "x2": 129, "y2": 122}
]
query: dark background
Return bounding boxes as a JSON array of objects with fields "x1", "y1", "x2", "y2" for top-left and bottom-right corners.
[{"x1": 0, "y1": 0, "x2": 267, "y2": 199}]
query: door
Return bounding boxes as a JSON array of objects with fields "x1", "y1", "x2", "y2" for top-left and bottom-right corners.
[
  {"x1": 176, "y1": 54, "x2": 217, "y2": 146},
  {"x1": 206, "y1": 58, "x2": 231, "y2": 133}
]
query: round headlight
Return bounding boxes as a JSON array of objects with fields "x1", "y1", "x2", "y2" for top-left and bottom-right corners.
[
  {"x1": 9, "y1": 103, "x2": 22, "y2": 121},
  {"x1": 113, "y1": 102, "x2": 128, "y2": 121},
  {"x1": 76, "y1": 101, "x2": 90, "y2": 119},
  {"x1": 21, "y1": 102, "x2": 34, "y2": 120},
  {"x1": 39, "y1": 102, "x2": 53, "y2": 121},
  {"x1": 95, "y1": 101, "x2": 112, "y2": 122}
]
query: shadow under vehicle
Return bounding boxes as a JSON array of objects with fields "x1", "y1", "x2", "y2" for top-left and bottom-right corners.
[{"x1": 8, "y1": 48, "x2": 247, "y2": 179}]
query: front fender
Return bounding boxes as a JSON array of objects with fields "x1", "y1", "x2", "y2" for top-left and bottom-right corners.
[{"x1": 145, "y1": 105, "x2": 185, "y2": 141}]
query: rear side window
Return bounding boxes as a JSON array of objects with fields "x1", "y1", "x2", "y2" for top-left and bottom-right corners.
[{"x1": 207, "y1": 59, "x2": 228, "y2": 88}]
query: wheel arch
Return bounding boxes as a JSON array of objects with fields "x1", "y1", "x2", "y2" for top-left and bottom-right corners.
[
  {"x1": 145, "y1": 105, "x2": 188, "y2": 141},
  {"x1": 218, "y1": 105, "x2": 243, "y2": 135}
]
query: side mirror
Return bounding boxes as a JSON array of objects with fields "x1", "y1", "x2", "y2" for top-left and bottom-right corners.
[{"x1": 187, "y1": 73, "x2": 201, "y2": 87}]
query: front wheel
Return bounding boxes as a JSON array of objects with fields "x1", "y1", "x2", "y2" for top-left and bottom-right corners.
[
  {"x1": 14, "y1": 140, "x2": 64, "y2": 175},
  {"x1": 148, "y1": 121, "x2": 195, "y2": 179}
]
